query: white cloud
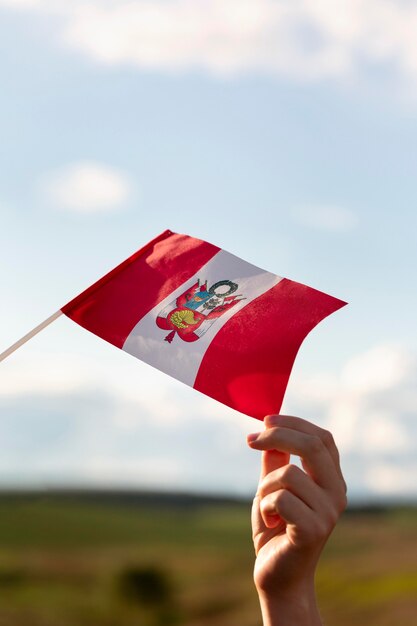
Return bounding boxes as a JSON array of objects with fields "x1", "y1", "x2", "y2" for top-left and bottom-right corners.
[
  {"x1": 0, "y1": 0, "x2": 40, "y2": 7},
  {"x1": 362, "y1": 411, "x2": 410, "y2": 454},
  {"x1": 0, "y1": 349, "x2": 185, "y2": 423},
  {"x1": 292, "y1": 205, "x2": 358, "y2": 232},
  {"x1": 365, "y1": 462, "x2": 417, "y2": 497},
  {"x1": 2, "y1": 0, "x2": 417, "y2": 88},
  {"x1": 341, "y1": 344, "x2": 412, "y2": 393},
  {"x1": 41, "y1": 161, "x2": 132, "y2": 213}
]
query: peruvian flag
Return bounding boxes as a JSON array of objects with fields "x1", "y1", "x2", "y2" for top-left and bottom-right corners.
[{"x1": 62, "y1": 229, "x2": 346, "y2": 420}]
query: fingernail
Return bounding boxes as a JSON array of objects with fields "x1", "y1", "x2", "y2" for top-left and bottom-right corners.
[{"x1": 247, "y1": 432, "x2": 261, "y2": 444}]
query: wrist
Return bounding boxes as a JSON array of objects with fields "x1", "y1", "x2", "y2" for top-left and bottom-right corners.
[{"x1": 257, "y1": 579, "x2": 322, "y2": 626}]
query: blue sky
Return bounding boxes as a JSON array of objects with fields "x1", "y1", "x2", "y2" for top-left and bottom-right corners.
[{"x1": 1, "y1": 0, "x2": 416, "y2": 500}]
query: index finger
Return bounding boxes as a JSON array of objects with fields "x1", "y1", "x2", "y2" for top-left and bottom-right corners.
[
  {"x1": 265, "y1": 414, "x2": 346, "y2": 491},
  {"x1": 248, "y1": 426, "x2": 342, "y2": 493}
]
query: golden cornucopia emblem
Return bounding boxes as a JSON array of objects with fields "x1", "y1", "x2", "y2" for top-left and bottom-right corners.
[{"x1": 170, "y1": 309, "x2": 198, "y2": 329}]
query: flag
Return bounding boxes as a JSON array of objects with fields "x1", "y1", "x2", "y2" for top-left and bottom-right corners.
[{"x1": 61, "y1": 229, "x2": 346, "y2": 420}]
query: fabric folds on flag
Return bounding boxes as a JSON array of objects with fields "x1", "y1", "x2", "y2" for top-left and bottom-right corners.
[{"x1": 61, "y1": 229, "x2": 346, "y2": 420}]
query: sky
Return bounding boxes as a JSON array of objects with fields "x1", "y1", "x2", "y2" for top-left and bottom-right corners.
[{"x1": 0, "y1": 0, "x2": 416, "y2": 501}]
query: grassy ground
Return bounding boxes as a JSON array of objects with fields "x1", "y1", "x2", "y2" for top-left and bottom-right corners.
[{"x1": 0, "y1": 492, "x2": 415, "y2": 626}]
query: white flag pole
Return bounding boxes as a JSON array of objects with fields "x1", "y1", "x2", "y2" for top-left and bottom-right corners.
[{"x1": 0, "y1": 310, "x2": 63, "y2": 363}]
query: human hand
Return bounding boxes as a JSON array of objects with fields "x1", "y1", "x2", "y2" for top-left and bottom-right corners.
[{"x1": 247, "y1": 414, "x2": 347, "y2": 626}]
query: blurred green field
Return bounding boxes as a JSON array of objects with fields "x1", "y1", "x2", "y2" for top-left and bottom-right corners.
[{"x1": 0, "y1": 492, "x2": 415, "y2": 626}]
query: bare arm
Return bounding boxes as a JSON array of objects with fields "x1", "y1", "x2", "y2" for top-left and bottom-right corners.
[{"x1": 247, "y1": 414, "x2": 347, "y2": 626}]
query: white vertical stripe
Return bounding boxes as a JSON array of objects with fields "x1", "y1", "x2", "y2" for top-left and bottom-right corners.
[{"x1": 122, "y1": 249, "x2": 282, "y2": 387}]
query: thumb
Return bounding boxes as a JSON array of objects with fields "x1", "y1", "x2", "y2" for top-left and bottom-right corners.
[
  {"x1": 259, "y1": 449, "x2": 290, "y2": 483},
  {"x1": 259, "y1": 418, "x2": 290, "y2": 482}
]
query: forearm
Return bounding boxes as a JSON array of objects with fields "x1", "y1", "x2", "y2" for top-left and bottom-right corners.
[{"x1": 257, "y1": 581, "x2": 322, "y2": 626}]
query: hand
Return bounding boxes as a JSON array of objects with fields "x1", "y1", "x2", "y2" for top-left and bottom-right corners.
[{"x1": 247, "y1": 415, "x2": 347, "y2": 626}]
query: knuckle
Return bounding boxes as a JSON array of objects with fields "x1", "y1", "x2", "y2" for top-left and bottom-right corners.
[
  {"x1": 281, "y1": 463, "x2": 301, "y2": 486},
  {"x1": 264, "y1": 414, "x2": 280, "y2": 427},
  {"x1": 307, "y1": 435, "x2": 324, "y2": 456},
  {"x1": 261, "y1": 489, "x2": 288, "y2": 515},
  {"x1": 321, "y1": 429, "x2": 335, "y2": 448},
  {"x1": 337, "y1": 491, "x2": 348, "y2": 513},
  {"x1": 335, "y1": 476, "x2": 348, "y2": 502},
  {"x1": 260, "y1": 464, "x2": 302, "y2": 496},
  {"x1": 326, "y1": 506, "x2": 339, "y2": 528},
  {"x1": 273, "y1": 489, "x2": 290, "y2": 512},
  {"x1": 260, "y1": 494, "x2": 280, "y2": 521}
]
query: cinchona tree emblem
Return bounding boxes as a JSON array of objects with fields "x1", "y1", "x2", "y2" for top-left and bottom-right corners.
[{"x1": 156, "y1": 279, "x2": 244, "y2": 343}]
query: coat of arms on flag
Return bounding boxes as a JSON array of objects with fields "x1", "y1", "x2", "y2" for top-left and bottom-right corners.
[{"x1": 156, "y1": 279, "x2": 244, "y2": 343}]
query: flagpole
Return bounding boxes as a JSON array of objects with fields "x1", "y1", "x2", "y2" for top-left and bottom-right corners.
[{"x1": 0, "y1": 310, "x2": 63, "y2": 363}]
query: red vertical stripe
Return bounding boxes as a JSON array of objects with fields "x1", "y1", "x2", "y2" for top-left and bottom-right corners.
[
  {"x1": 62, "y1": 230, "x2": 220, "y2": 349},
  {"x1": 193, "y1": 278, "x2": 346, "y2": 420}
]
